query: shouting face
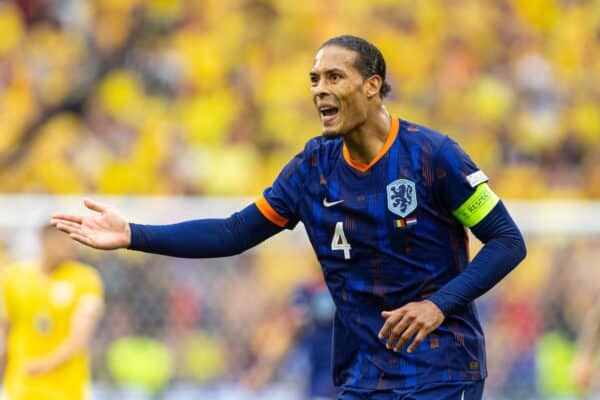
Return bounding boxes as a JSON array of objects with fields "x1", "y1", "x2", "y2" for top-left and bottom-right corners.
[{"x1": 310, "y1": 45, "x2": 379, "y2": 137}]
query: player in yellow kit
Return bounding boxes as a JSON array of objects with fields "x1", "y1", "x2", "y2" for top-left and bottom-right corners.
[{"x1": 0, "y1": 225, "x2": 104, "y2": 400}]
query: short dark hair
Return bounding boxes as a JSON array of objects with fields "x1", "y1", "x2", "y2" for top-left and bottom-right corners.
[{"x1": 320, "y1": 35, "x2": 391, "y2": 98}]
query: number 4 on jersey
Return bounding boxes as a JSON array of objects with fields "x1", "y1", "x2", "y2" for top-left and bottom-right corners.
[{"x1": 331, "y1": 221, "x2": 351, "y2": 259}]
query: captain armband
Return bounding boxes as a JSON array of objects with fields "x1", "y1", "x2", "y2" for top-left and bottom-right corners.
[{"x1": 452, "y1": 183, "x2": 500, "y2": 228}]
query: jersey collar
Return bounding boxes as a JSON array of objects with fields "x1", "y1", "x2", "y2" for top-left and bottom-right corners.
[{"x1": 342, "y1": 116, "x2": 399, "y2": 173}]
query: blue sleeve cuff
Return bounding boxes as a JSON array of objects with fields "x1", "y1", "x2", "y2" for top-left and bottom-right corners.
[
  {"x1": 427, "y1": 294, "x2": 453, "y2": 317},
  {"x1": 128, "y1": 223, "x2": 145, "y2": 250}
]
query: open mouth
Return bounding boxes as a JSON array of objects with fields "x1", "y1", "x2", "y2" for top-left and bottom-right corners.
[{"x1": 319, "y1": 106, "x2": 339, "y2": 124}]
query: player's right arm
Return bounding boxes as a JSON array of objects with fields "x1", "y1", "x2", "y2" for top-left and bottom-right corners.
[
  {"x1": 52, "y1": 145, "x2": 309, "y2": 257},
  {"x1": 52, "y1": 199, "x2": 283, "y2": 258}
]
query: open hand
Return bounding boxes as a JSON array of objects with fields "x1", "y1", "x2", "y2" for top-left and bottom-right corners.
[
  {"x1": 51, "y1": 199, "x2": 131, "y2": 250},
  {"x1": 378, "y1": 300, "x2": 445, "y2": 353}
]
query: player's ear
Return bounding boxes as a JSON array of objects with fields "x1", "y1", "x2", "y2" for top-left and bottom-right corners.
[{"x1": 365, "y1": 75, "x2": 382, "y2": 99}]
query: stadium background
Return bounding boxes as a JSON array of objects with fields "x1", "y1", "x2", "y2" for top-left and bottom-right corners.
[{"x1": 0, "y1": 0, "x2": 599, "y2": 399}]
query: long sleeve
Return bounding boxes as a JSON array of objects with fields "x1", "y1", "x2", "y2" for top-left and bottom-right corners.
[
  {"x1": 428, "y1": 201, "x2": 527, "y2": 316},
  {"x1": 128, "y1": 203, "x2": 283, "y2": 258}
]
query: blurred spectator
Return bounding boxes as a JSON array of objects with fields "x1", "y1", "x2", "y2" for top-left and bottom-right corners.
[
  {"x1": 572, "y1": 296, "x2": 600, "y2": 395},
  {"x1": 106, "y1": 335, "x2": 174, "y2": 398},
  {"x1": 243, "y1": 269, "x2": 336, "y2": 399},
  {"x1": 0, "y1": 225, "x2": 104, "y2": 400}
]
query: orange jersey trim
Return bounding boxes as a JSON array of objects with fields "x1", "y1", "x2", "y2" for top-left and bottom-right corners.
[
  {"x1": 256, "y1": 196, "x2": 288, "y2": 228},
  {"x1": 342, "y1": 116, "x2": 400, "y2": 173}
]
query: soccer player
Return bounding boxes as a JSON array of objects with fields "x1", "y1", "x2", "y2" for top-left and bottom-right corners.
[
  {"x1": 0, "y1": 225, "x2": 104, "y2": 400},
  {"x1": 52, "y1": 35, "x2": 526, "y2": 399}
]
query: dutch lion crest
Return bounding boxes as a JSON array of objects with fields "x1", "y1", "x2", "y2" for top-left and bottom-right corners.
[{"x1": 386, "y1": 179, "x2": 417, "y2": 217}]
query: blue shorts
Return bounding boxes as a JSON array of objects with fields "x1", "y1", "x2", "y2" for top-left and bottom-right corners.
[{"x1": 338, "y1": 380, "x2": 485, "y2": 400}]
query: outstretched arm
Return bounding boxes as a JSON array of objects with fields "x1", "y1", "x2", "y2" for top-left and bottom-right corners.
[
  {"x1": 127, "y1": 203, "x2": 283, "y2": 258},
  {"x1": 52, "y1": 199, "x2": 283, "y2": 257}
]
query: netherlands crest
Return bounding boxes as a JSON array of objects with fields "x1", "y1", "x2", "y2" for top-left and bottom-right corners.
[{"x1": 386, "y1": 179, "x2": 417, "y2": 217}]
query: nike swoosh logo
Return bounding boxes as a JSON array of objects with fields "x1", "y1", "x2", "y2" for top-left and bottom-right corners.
[{"x1": 323, "y1": 198, "x2": 344, "y2": 207}]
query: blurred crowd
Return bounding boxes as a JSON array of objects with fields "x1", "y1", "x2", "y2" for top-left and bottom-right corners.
[
  {"x1": 0, "y1": 231, "x2": 589, "y2": 399},
  {"x1": 480, "y1": 235, "x2": 600, "y2": 399},
  {"x1": 0, "y1": 0, "x2": 599, "y2": 197},
  {"x1": 78, "y1": 234, "x2": 322, "y2": 398}
]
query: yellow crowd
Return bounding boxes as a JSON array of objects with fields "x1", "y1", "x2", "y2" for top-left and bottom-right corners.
[{"x1": 0, "y1": 0, "x2": 598, "y2": 197}]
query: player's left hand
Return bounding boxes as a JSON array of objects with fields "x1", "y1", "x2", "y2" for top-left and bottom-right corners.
[
  {"x1": 25, "y1": 358, "x2": 56, "y2": 376},
  {"x1": 378, "y1": 300, "x2": 445, "y2": 353}
]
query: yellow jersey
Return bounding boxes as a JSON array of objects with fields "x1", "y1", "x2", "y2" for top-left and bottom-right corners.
[{"x1": 0, "y1": 260, "x2": 104, "y2": 400}]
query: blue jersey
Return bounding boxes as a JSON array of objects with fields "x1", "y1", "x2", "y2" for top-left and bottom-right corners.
[{"x1": 256, "y1": 117, "x2": 489, "y2": 389}]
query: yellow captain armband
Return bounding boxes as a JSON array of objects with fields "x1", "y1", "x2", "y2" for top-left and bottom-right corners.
[{"x1": 452, "y1": 183, "x2": 500, "y2": 228}]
